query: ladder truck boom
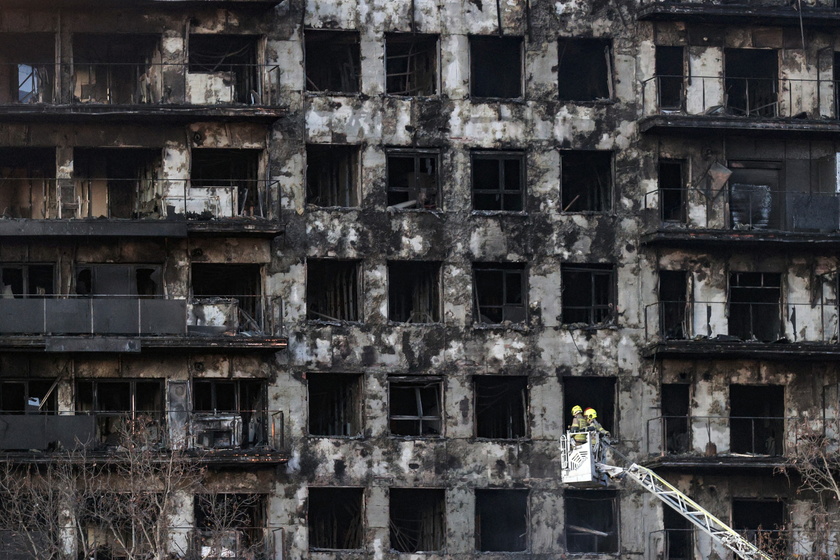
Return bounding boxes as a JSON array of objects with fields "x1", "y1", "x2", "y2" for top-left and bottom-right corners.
[{"x1": 559, "y1": 431, "x2": 773, "y2": 560}]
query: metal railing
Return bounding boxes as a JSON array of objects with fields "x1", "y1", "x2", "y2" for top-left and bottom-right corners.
[
  {"x1": 648, "y1": 528, "x2": 839, "y2": 560},
  {"x1": 0, "y1": 62, "x2": 282, "y2": 106},
  {"x1": 186, "y1": 527, "x2": 279, "y2": 560},
  {"x1": 640, "y1": 0, "x2": 838, "y2": 7},
  {"x1": 641, "y1": 75, "x2": 838, "y2": 119}
]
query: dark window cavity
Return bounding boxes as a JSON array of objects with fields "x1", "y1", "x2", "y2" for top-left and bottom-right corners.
[
  {"x1": 307, "y1": 260, "x2": 361, "y2": 322},
  {"x1": 732, "y1": 499, "x2": 786, "y2": 551},
  {"x1": 728, "y1": 160, "x2": 782, "y2": 230},
  {"x1": 308, "y1": 487, "x2": 364, "y2": 550},
  {"x1": 386, "y1": 34, "x2": 437, "y2": 96},
  {"x1": 0, "y1": 379, "x2": 57, "y2": 414},
  {"x1": 389, "y1": 377, "x2": 442, "y2": 437},
  {"x1": 389, "y1": 489, "x2": 445, "y2": 552},
  {"x1": 73, "y1": 34, "x2": 160, "y2": 104},
  {"x1": 659, "y1": 160, "x2": 686, "y2": 223},
  {"x1": 561, "y1": 150, "x2": 612, "y2": 213},
  {"x1": 388, "y1": 261, "x2": 441, "y2": 323},
  {"x1": 725, "y1": 49, "x2": 778, "y2": 117},
  {"x1": 305, "y1": 30, "x2": 361, "y2": 94},
  {"x1": 475, "y1": 489, "x2": 528, "y2": 552},
  {"x1": 190, "y1": 149, "x2": 261, "y2": 218},
  {"x1": 76, "y1": 264, "x2": 161, "y2": 297},
  {"x1": 659, "y1": 270, "x2": 688, "y2": 340},
  {"x1": 656, "y1": 46, "x2": 684, "y2": 110},
  {"x1": 191, "y1": 263, "x2": 263, "y2": 332},
  {"x1": 661, "y1": 383, "x2": 690, "y2": 455},
  {"x1": 470, "y1": 36, "x2": 522, "y2": 99},
  {"x1": 473, "y1": 263, "x2": 526, "y2": 324},
  {"x1": 728, "y1": 272, "x2": 782, "y2": 342},
  {"x1": 0, "y1": 264, "x2": 54, "y2": 298},
  {"x1": 192, "y1": 379, "x2": 267, "y2": 449},
  {"x1": 75, "y1": 379, "x2": 164, "y2": 446},
  {"x1": 558, "y1": 38, "x2": 612, "y2": 101},
  {"x1": 0, "y1": 147, "x2": 55, "y2": 219},
  {"x1": 188, "y1": 34, "x2": 259, "y2": 104},
  {"x1": 74, "y1": 148, "x2": 161, "y2": 220},
  {"x1": 472, "y1": 151, "x2": 525, "y2": 212},
  {"x1": 563, "y1": 376, "x2": 615, "y2": 434},
  {"x1": 561, "y1": 264, "x2": 615, "y2": 325},
  {"x1": 565, "y1": 490, "x2": 618, "y2": 553},
  {"x1": 306, "y1": 145, "x2": 359, "y2": 207},
  {"x1": 474, "y1": 376, "x2": 527, "y2": 439},
  {"x1": 194, "y1": 494, "x2": 266, "y2": 558},
  {"x1": 386, "y1": 149, "x2": 439, "y2": 209},
  {"x1": 730, "y1": 384, "x2": 784, "y2": 455},
  {"x1": 664, "y1": 505, "x2": 693, "y2": 560},
  {"x1": 0, "y1": 33, "x2": 55, "y2": 104},
  {"x1": 308, "y1": 373, "x2": 363, "y2": 437}
]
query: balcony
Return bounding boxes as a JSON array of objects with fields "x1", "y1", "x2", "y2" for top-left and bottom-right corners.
[
  {"x1": 647, "y1": 528, "x2": 816, "y2": 560},
  {"x1": 189, "y1": 527, "x2": 279, "y2": 560},
  {"x1": 637, "y1": 0, "x2": 840, "y2": 26}
]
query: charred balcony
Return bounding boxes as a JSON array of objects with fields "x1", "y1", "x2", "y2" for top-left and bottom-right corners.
[{"x1": 638, "y1": 0, "x2": 840, "y2": 26}]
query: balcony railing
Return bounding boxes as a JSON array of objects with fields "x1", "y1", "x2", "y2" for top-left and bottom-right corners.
[
  {"x1": 188, "y1": 527, "x2": 278, "y2": 560},
  {"x1": 641, "y1": 0, "x2": 838, "y2": 7},
  {"x1": 648, "y1": 528, "x2": 837, "y2": 560},
  {"x1": 0, "y1": 62, "x2": 282, "y2": 107},
  {"x1": 0, "y1": 294, "x2": 284, "y2": 337},
  {"x1": 641, "y1": 75, "x2": 838, "y2": 119}
]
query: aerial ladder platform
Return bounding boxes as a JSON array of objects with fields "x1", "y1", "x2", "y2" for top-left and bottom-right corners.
[{"x1": 559, "y1": 430, "x2": 773, "y2": 560}]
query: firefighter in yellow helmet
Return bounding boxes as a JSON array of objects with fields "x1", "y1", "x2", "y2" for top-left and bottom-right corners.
[
  {"x1": 584, "y1": 407, "x2": 610, "y2": 438},
  {"x1": 569, "y1": 405, "x2": 587, "y2": 444}
]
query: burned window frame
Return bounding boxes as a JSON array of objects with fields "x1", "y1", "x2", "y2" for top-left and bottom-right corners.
[
  {"x1": 385, "y1": 33, "x2": 439, "y2": 97},
  {"x1": 75, "y1": 378, "x2": 165, "y2": 447},
  {"x1": 306, "y1": 144, "x2": 361, "y2": 208},
  {"x1": 73, "y1": 147, "x2": 162, "y2": 220},
  {"x1": 71, "y1": 33, "x2": 161, "y2": 105},
  {"x1": 0, "y1": 263, "x2": 55, "y2": 298},
  {"x1": 560, "y1": 150, "x2": 613, "y2": 213},
  {"x1": 388, "y1": 376, "x2": 443, "y2": 438},
  {"x1": 658, "y1": 159, "x2": 686, "y2": 224},
  {"x1": 655, "y1": 45, "x2": 685, "y2": 111},
  {"x1": 187, "y1": 34, "x2": 261, "y2": 105},
  {"x1": 306, "y1": 259, "x2": 363, "y2": 323},
  {"x1": 474, "y1": 375, "x2": 528, "y2": 440},
  {"x1": 729, "y1": 384, "x2": 785, "y2": 456},
  {"x1": 469, "y1": 35, "x2": 524, "y2": 99},
  {"x1": 472, "y1": 262, "x2": 527, "y2": 325},
  {"x1": 658, "y1": 269, "x2": 689, "y2": 340},
  {"x1": 0, "y1": 33, "x2": 56, "y2": 105},
  {"x1": 389, "y1": 488, "x2": 446, "y2": 553},
  {"x1": 75, "y1": 263, "x2": 163, "y2": 297},
  {"x1": 387, "y1": 260, "x2": 442, "y2": 323},
  {"x1": 474, "y1": 489, "x2": 529, "y2": 552},
  {"x1": 562, "y1": 376, "x2": 617, "y2": 435},
  {"x1": 191, "y1": 378, "x2": 270, "y2": 449},
  {"x1": 557, "y1": 38, "x2": 613, "y2": 102},
  {"x1": 304, "y1": 30, "x2": 361, "y2": 95},
  {"x1": 307, "y1": 373, "x2": 364, "y2": 437},
  {"x1": 724, "y1": 48, "x2": 779, "y2": 118},
  {"x1": 189, "y1": 148, "x2": 263, "y2": 218},
  {"x1": 727, "y1": 271, "x2": 783, "y2": 342},
  {"x1": 193, "y1": 493, "x2": 268, "y2": 559},
  {"x1": 731, "y1": 498, "x2": 787, "y2": 552},
  {"x1": 190, "y1": 263, "x2": 264, "y2": 333},
  {"x1": 661, "y1": 383, "x2": 690, "y2": 455},
  {"x1": 560, "y1": 263, "x2": 616, "y2": 326},
  {"x1": 308, "y1": 487, "x2": 364, "y2": 551},
  {"x1": 0, "y1": 379, "x2": 58, "y2": 414},
  {"x1": 0, "y1": 147, "x2": 56, "y2": 219},
  {"x1": 385, "y1": 147, "x2": 441, "y2": 210},
  {"x1": 471, "y1": 150, "x2": 526, "y2": 213},
  {"x1": 564, "y1": 489, "x2": 619, "y2": 553}
]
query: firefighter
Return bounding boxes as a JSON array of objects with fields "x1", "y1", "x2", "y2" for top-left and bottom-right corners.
[
  {"x1": 569, "y1": 405, "x2": 588, "y2": 444},
  {"x1": 584, "y1": 407, "x2": 610, "y2": 438}
]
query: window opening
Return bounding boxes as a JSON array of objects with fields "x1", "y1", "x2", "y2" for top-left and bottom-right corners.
[
  {"x1": 306, "y1": 145, "x2": 359, "y2": 207},
  {"x1": 389, "y1": 377, "x2": 442, "y2": 437},
  {"x1": 0, "y1": 33, "x2": 54, "y2": 104},
  {"x1": 834, "y1": 52, "x2": 840, "y2": 118},
  {"x1": 659, "y1": 160, "x2": 686, "y2": 223},
  {"x1": 307, "y1": 259, "x2": 361, "y2": 322},
  {"x1": 470, "y1": 36, "x2": 522, "y2": 98},
  {"x1": 565, "y1": 489, "x2": 618, "y2": 553},
  {"x1": 386, "y1": 34, "x2": 437, "y2": 96},
  {"x1": 473, "y1": 263, "x2": 526, "y2": 324},
  {"x1": 0, "y1": 380, "x2": 57, "y2": 414},
  {"x1": 732, "y1": 499, "x2": 786, "y2": 552},
  {"x1": 725, "y1": 49, "x2": 778, "y2": 117},
  {"x1": 73, "y1": 34, "x2": 160, "y2": 104},
  {"x1": 194, "y1": 494, "x2": 266, "y2": 559},
  {"x1": 475, "y1": 489, "x2": 528, "y2": 552},
  {"x1": 561, "y1": 264, "x2": 615, "y2": 325},
  {"x1": 659, "y1": 270, "x2": 688, "y2": 339},
  {"x1": 308, "y1": 373, "x2": 363, "y2": 437},
  {"x1": 472, "y1": 151, "x2": 525, "y2": 212},
  {"x1": 561, "y1": 150, "x2": 612, "y2": 213},
  {"x1": 663, "y1": 505, "x2": 692, "y2": 560},
  {"x1": 191, "y1": 263, "x2": 262, "y2": 334},
  {"x1": 308, "y1": 487, "x2": 364, "y2": 550},
  {"x1": 75, "y1": 379, "x2": 164, "y2": 446},
  {"x1": 75, "y1": 264, "x2": 161, "y2": 297},
  {"x1": 656, "y1": 46, "x2": 684, "y2": 110},
  {"x1": 192, "y1": 380, "x2": 267, "y2": 449},
  {"x1": 558, "y1": 38, "x2": 612, "y2": 101},
  {"x1": 386, "y1": 149, "x2": 439, "y2": 209},
  {"x1": 563, "y1": 377, "x2": 616, "y2": 434},
  {"x1": 188, "y1": 34, "x2": 259, "y2": 104},
  {"x1": 74, "y1": 148, "x2": 160, "y2": 219},
  {"x1": 662, "y1": 383, "x2": 690, "y2": 455},
  {"x1": 728, "y1": 272, "x2": 781, "y2": 342},
  {"x1": 190, "y1": 149, "x2": 261, "y2": 218},
  {"x1": 388, "y1": 261, "x2": 441, "y2": 323},
  {"x1": 0, "y1": 147, "x2": 56, "y2": 219},
  {"x1": 305, "y1": 31, "x2": 361, "y2": 94},
  {"x1": 474, "y1": 376, "x2": 527, "y2": 439},
  {"x1": 0, "y1": 264, "x2": 54, "y2": 298},
  {"x1": 389, "y1": 489, "x2": 445, "y2": 552},
  {"x1": 728, "y1": 160, "x2": 782, "y2": 230},
  {"x1": 730, "y1": 384, "x2": 784, "y2": 455}
]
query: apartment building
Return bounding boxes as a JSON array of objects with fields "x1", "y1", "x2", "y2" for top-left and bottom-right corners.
[{"x1": 0, "y1": 0, "x2": 837, "y2": 558}]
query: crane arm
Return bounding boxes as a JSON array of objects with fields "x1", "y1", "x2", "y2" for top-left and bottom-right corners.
[{"x1": 599, "y1": 462, "x2": 773, "y2": 560}]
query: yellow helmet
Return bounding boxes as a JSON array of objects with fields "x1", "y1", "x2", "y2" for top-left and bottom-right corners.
[
  {"x1": 584, "y1": 408, "x2": 597, "y2": 420},
  {"x1": 571, "y1": 405, "x2": 583, "y2": 416}
]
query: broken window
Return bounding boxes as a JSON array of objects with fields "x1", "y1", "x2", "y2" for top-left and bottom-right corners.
[
  {"x1": 194, "y1": 494, "x2": 266, "y2": 559},
  {"x1": 565, "y1": 489, "x2": 618, "y2": 553},
  {"x1": 75, "y1": 264, "x2": 161, "y2": 296},
  {"x1": 389, "y1": 377, "x2": 442, "y2": 437},
  {"x1": 73, "y1": 34, "x2": 160, "y2": 104},
  {"x1": 728, "y1": 160, "x2": 781, "y2": 230},
  {"x1": 0, "y1": 33, "x2": 54, "y2": 104},
  {"x1": 563, "y1": 377, "x2": 615, "y2": 433},
  {"x1": 388, "y1": 261, "x2": 441, "y2": 323},
  {"x1": 81, "y1": 493, "x2": 158, "y2": 559},
  {"x1": 470, "y1": 36, "x2": 522, "y2": 99},
  {"x1": 730, "y1": 384, "x2": 784, "y2": 455},
  {"x1": 662, "y1": 383, "x2": 690, "y2": 455},
  {"x1": 190, "y1": 149, "x2": 261, "y2": 218},
  {"x1": 307, "y1": 259, "x2": 361, "y2": 322},
  {"x1": 732, "y1": 499, "x2": 786, "y2": 551},
  {"x1": 561, "y1": 264, "x2": 615, "y2": 325},
  {"x1": 560, "y1": 150, "x2": 612, "y2": 213},
  {"x1": 191, "y1": 264, "x2": 263, "y2": 334},
  {"x1": 659, "y1": 270, "x2": 688, "y2": 339},
  {"x1": 663, "y1": 502, "x2": 692, "y2": 560},
  {"x1": 472, "y1": 151, "x2": 525, "y2": 212},
  {"x1": 473, "y1": 263, "x2": 526, "y2": 324},
  {"x1": 474, "y1": 376, "x2": 527, "y2": 439},
  {"x1": 386, "y1": 149, "x2": 439, "y2": 209},
  {"x1": 0, "y1": 379, "x2": 57, "y2": 414},
  {"x1": 306, "y1": 145, "x2": 359, "y2": 207},
  {"x1": 558, "y1": 38, "x2": 612, "y2": 101},
  {"x1": 656, "y1": 46, "x2": 684, "y2": 110},
  {"x1": 308, "y1": 487, "x2": 364, "y2": 550},
  {"x1": 475, "y1": 489, "x2": 528, "y2": 552},
  {"x1": 188, "y1": 34, "x2": 259, "y2": 104},
  {"x1": 308, "y1": 373, "x2": 363, "y2": 437},
  {"x1": 192, "y1": 380, "x2": 267, "y2": 448},
  {"x1": 389, "y1": 489, "x2": 445, "y2": 552},
  {"x1": 728, "y1": 272, "x2": 782, "y2": 342},
  {"x1": 305, "y1": 30, "x2": 361, "y2": 94},
  {"x1": 75, "y1": 379, "x2": 164, "y2": 446},
  {"x1": 386, "y1": 34, "x2": 437, "y2": 96},
  {"x1": 0, "y1": 264, "x2": 54, "y2": 298},
  {"x1": 0, "y1": 147, "x2": 56, "y2": 219},
  {"x1": 725, "y1": 49, "x2": 778, "y2": 117},
  {"x1": 659, "y1": 160, "x2": 686, "y2": 223},
  {"x1": 74, "y1": 148, "x2": 160, "y2": 219}
]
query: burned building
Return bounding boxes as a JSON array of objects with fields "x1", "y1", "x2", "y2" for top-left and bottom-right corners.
[{"x1": 0, "y1": 0, "x2": 838, "y2": 558}]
